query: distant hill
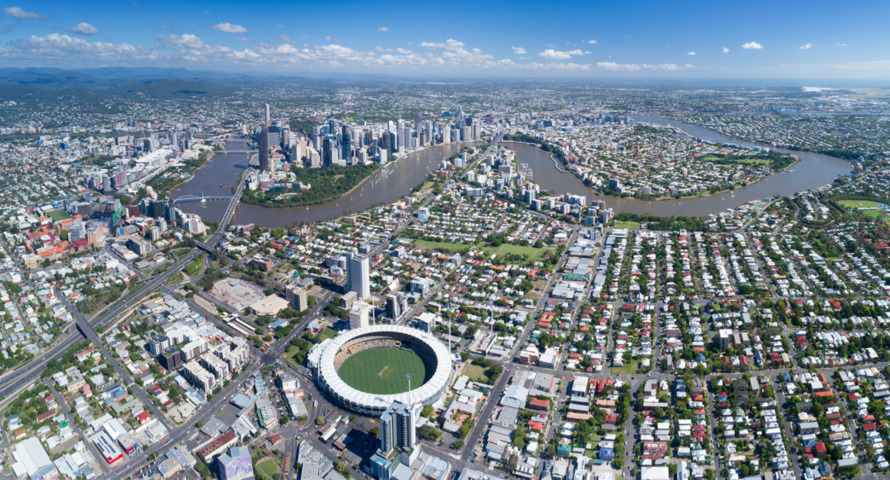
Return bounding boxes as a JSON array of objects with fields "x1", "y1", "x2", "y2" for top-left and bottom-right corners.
[{"x1": 0, "y1": 68, "x2": 257, "y2": 101}]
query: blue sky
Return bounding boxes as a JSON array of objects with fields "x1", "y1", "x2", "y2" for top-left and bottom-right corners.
[{"x1": 1, "y1": 0, "x2": 889, "y2": 79}]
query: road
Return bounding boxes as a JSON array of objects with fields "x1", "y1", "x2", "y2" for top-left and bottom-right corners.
[
  {"x1": 57, "y1": 288, "x2": 174, "y2": 431},
  {"x1": 0, "y1": 251, "x2": 199, "y2": 407},
  {"x1": 0, "y1": 140, "x2": 252, "y2": 407}
]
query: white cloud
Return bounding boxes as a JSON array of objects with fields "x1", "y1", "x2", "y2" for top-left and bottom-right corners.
[
  {"x1": 722, "y1": 47, "x2": 730, "y2": 53},
  {"x1": 539, "y1": 48, "x2": 584, "y2": 60},
  {"x1": 0, "y1": 34, "x2": 694, "y2": 76},
  {"x1": 799, "y1": 42, "x2": 812, "y2": 50},
  {"x1": 742, "y1": 41, "x2": 763, "y2": 50},
  {"x1": 274, "y1": 23, "x2": 284, "y2": 29},
  {"x1": 325, "y1": 35, "x2": 332, "y2": 42},
  {"x1": 596, "y1": 62, "x2": 690, "y2": 72},
  {"x1": 836, "y1": 43, "x2": 847, "y2": 47},
  {"x1": 11, "y1": 33, "x2": 150, "y2": 61},
  {"x1": 596, "y1": 62, "x2": 640, "y2": 71},
  {"x1": 587, "y1": 39, "x2": 597, "y2": 44},
  {"x1": 377, "y1": 26, "x2": 388, "y2": 32},
  {"x1": 512, "y1": 46, "x2": 527, "y2": 55},
  {"x1": 65, "y1": 22, "x2": 100, "y2": 36},
  {"x1": 187, "y1": 22, "x2": 199, "y2": 28},
  {"x1": 687, "y1": 51, "x2": 696, "y2": 56},
  {"x1": 420, "y1": 39, "x2": 465, "y2": 49},
  {"x1": 211, "y1": 22, "x2": 247, "y2": 34},
  {"x1": 3, "y1": 6, "x2": 42, "y2": 20}
]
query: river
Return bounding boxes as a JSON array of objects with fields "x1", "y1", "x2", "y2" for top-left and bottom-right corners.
[
  {"x1": 175, "y1": 116, "x2": 852, "y2": 226},
  {"x1": 505, "y1": 114, "x2": 853, "y2": 217},
  {"x1": 173, "y1": 141, "x2": 464, "y2": 227}
]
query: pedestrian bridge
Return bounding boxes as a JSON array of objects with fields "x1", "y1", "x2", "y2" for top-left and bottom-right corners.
[{"x1": 173, "y1": 195, "x2": 232, "y2": 204}]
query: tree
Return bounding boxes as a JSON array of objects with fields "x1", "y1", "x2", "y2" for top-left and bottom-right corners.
[
  {"x1": 316, "y1": 416, "x2": 325, "y2": 426},
  {"x1": 195, "y1": 460, "x2": 211, "y2": 478},
  {"x1": 421, "y1": 405, "x2": 435, "y2": 418},
  {"x1": 334, "y1": 461, "x2": 351, "y2": 478},
  {"x1": 507, "y1": 454, "x2": 518, "y2": 471},
  {"x1": 485, "y1": 364, "x2": 503, "y2": 383},
  {"x1": 418, "y1": 425, "x2": 441, "y2": 441},
  {"x1": 460, "y1": 419, "x2": 474, "y2": 438},
  {"x1": 512, "y1": 426, "x2": 528, "y2": 450}
]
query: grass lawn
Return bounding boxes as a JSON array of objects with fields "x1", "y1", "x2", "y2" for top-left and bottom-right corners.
[
  {"x1": 164, "y1": 271, "x2": 184, "y2": 286},
  {"x1": 45, "y1": 209, "x2": 71, "y2": 221},
  {"x1": 411, "y1": 239, "x2": 471, "y2": 253},
  {"x1": 320, "y1": 327, "x2": 338, "y2": 340},
  {"x1": 485, "y1": 243, "x2": 553, "y2": 261},
  {"x1": 612, "y1": 221, "x2": 641, "y2": 230},
  {"x1": 285, "y1": 345, "x2": 303, "y2": 370},
  {"x1": 185, "y1": 254, "x2": 206, "y2": 276},
  {"x1": 610, "y1": 358, "x2": 642, "y2": 375},
  {"x1": 698, "y1": 155, "x2": 770, "y2": 166},
  {"x1": 338, "y1": 347, "x2": 430, "y2": 394},
  {"x1": 838, "y1": 200, "x2": 884, "y2": 218},
  {"x1": 256, "y1": 459, "x2": 279, "y2": 480},
  {"x1": 462, "y1": 363, "x2": 488, "y2": 382},
  {"x1": 838, "y1": 199, "x2": 879, "y2": 209},
  {"x1": 411, "y1": 239, "x2": 553, "y2": 262},
  {"x1": 170, "y1": 248, "x2": 192, "y2": 260}
]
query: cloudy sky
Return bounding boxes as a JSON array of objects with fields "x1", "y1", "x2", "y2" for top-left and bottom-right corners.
[{"x1": 1, "y1": 0, "x2": 888, "y2": 79}]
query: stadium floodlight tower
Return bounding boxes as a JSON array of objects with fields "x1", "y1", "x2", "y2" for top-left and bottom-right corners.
[{"x1": 406, "y1": 372, "x2": 415, "y2": 422}]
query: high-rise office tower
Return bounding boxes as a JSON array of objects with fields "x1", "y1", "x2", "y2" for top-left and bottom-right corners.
[
  {"x1": 346, "y1": 252, "x2": 370, "y2": 300},
  {"x1": 290, "y1": 140, "x2": 303, "y2": 164},
  {"x1": 264, "y1": 104, "x2": 270, "y2": 125},
  {"x1": 258, "y1": 126, "x2": 270, "y2": 171},
  {"x1": 381, "y1": 131, "x2": 392, "y2": 153},
  {"x1": 341, "y1": 126, "x2": 351, "y2": 161},
  {"x1": 267, "y1": 125, "x2": 281, "y2": 149},
  {"x1": 322, "y1": 137, "x2": 335, "y2": 167},
  {"x1": 379, "y1": 401, "x2": 418, "y2": 453}
]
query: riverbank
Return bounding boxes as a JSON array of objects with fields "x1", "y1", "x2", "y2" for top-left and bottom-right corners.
[
  {"x1": 504, "y1": 128, "x2": 849, "y2": 218},
  {"x1": 173, "y1": 142, "x2": 465, "y2": 227},
  {"x1": 610, "y1": 154, "x2": 802, "y2": 203},
  {"x1": 505, "y1": 140, "x2": 566, "y2": 173},
  {"x1": 167, "y1": 144, "x2": 229, "y2": 196},
  {"x1": 508, "y1": 138, "x2": 800, "y2": 203},
  {"x1": 241, "y1": 164, "x2": 378, "y2": 209},
  {"x1": 660, "y1": 113, "x2": 864, "y2": 163}
]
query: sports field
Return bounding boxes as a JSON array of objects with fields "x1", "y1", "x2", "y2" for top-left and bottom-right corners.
[{"x1": 337, "y1": 347, "x2": 430, "y2": 394}]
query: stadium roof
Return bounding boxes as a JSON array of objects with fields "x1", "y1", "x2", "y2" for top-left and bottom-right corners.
[{"x1": 315, "y1": 325, "x2": 453, "y2": 415}]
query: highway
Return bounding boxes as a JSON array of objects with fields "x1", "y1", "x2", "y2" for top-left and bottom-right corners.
[
  {"x1": 57, "y1": 289, "x2": 174, "y2": 431},
  {"x1": 0, "y1": 139, "x2": 252, "y2": 406},
  {"x1": 0, "y1": 251, "x2": 198, "y2": 407}
]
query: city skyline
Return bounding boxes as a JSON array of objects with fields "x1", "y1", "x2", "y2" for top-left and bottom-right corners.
[{"x1": 1, "y1": 0, "x2": 889, "y2": 80}]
